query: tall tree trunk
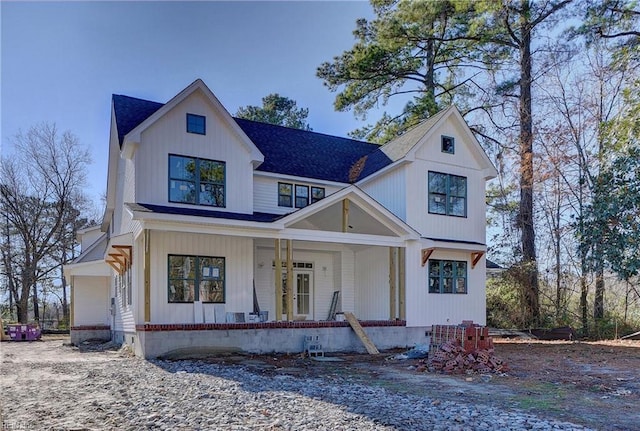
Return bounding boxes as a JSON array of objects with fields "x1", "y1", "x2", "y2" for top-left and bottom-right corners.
[
  {"x1": 16, "y1": 295, "x2": 28, "y2": 323},
  {"x1": 519, "y1": 0, "x2": 540, "y2": 327},
  {"x1": 594, "y1": 257, "x2": 605, "y2": 320},
  {"x1": 32, "y1": 282, "x2": 39, "y2": 322},
  {"x1": 61, "y1": 276, "x2": 69, "y2": 327}
]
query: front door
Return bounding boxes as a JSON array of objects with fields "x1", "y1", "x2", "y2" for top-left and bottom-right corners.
[{"x1": 282, "y1": 271, "x2": 313, "y2": 320}]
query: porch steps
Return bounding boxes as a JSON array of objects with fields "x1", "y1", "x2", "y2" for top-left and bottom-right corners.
[{"x1": 343, "y1": 312, "x2": 380, "y2": 355}]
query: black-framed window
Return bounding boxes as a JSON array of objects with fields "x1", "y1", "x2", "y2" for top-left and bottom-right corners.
[
  {"x1": 311, "y1": 187, "x2": 325, "y2": 203},
  {"x1": 428, "y1": 172, "x2": 467, "y2": 217},
  {"x1": 295, "y1": 185, "x2": 309, "y2": 208},
  {"x1": 169, "y1": 155, "x2": 225, "y2": 207},
  {"x1": 168, "y1": 254, "x2": 225, "y2": 303},
  {"x1": 278, "y1": 182, "x2": 293, "y2": 207},
  {"x1": 441, "y1": 135, "x2": 455, "y2": 154},
  {"x1": 428, "y1": 259, "x2": 467, "y2": 294},
  {"x1": 186, "y1": 113, "x2": 206, "y2": 135}
]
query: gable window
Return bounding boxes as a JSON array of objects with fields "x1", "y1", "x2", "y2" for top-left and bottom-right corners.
[
  {"x1": 441, "y1": 135, "x2": 455, "y2": 154},
  {"x1": 295, "y1": 185, "x2": 309, "y2": 208},
  {"x1": 278, "y1": 182, "x2": 293, "y2": 207},
  {"x1": 168, "y1": 254, "x2": 225, "y2": 303},
  {"x1": 311, "y1": 187, "x2": 325, "y2": 203},
  {"x1": 428, "y1": 172, "x2": 466, "y2": 217},
  {"x1": 169, "y1": 155, "x2": 225, "y2": 207},
  {"x1": 428, "y1": 259, "x2": 467, "y2": 294},
  {"x1": 186, "y1": 113, "x2": 206, "y2": 135}
]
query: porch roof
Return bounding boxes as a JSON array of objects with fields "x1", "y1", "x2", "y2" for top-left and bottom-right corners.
[{"x1": 127, "y1": 203, "x2": 283, "y2": 223}]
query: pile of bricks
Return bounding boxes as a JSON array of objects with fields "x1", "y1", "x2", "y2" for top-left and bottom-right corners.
[
  {"x1": 426, "y1": 338, "x2": 508, "y2": 374},
  {"x1": 425, "y1": 321, "x2": 508, "y2": 374}
]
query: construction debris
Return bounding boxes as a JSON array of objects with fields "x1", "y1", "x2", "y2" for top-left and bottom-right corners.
[
  {"x1": 426, "y1": 339, "x2": 508, "y2": 374},
  {"x1": 424, "y1": 322, "x2": 508, "y2": 374}
]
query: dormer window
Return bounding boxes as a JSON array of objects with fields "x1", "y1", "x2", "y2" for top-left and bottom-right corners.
[
  {"x1": 186, "y1": 113, "x2": 206, "y2": 135},
  {"x1": 441, "y1": 135, "x2": 455, "y2": 154}
]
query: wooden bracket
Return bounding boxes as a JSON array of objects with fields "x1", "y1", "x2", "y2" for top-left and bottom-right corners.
[
  {"x1": 106, "y1": 245, "x2": 133, "y2": 274},
  {"x1": 421, "y1": 248, "x2": 435, "y2": 267},
  {"x1": 471, "y1": 251, "x2": 485, "y2": 269}
]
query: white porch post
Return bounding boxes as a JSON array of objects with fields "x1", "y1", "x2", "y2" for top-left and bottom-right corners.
[
  {"x1": 389, "y1": 247, "x2": 397, "y2": 320},
  {"x1": 144, "y1": 229, "x2": 151, "y2": 323},
  {"x1": 286, "y1": 239, "x2": 294, "y2": 321},
  {"x1": 274, "y1": 239, "x2": 282, "y2": 321},
  {"x1": 398, "y1": 247, "x2": 406, "y2": 320}
]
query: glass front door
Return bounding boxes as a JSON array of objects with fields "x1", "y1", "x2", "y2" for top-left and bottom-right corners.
[{"x1": 281, "y1": 271, "x2": 313, "y2": 319}]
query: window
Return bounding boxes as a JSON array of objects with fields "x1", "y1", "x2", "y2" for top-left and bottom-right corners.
[
  {"x1": 186, "y1": 113, "x2": 206, "y2": 135},
  {"x1": 295, "y1": 185, "x2": 309, "y2": 208},
  {"x1": 168, "y1": 255, "x2": 225, "y2": 303},
  {"x1": 278, "y1": 182, "x2": 293, "y2": 207},
  {"x1": 441, "y1": 135, "x2": 455, "y2": 154},
  {"x1": 428, "y1": 260, "x2": 467, "y2": 294},
  {"x1": 279, "y1": 183, "x2": 325, "y2": 207},
  {"x1": 428, "y1": 172, "x2": 467, "y2": 217},
  {"x1": 169, "y1": 155, "x2": 225, "y2": 207},
  {"x1": 311, "y1": 187, "x2": 325, "y2": 203},
  {"x1": 115, "y1": 260, "x2": 132, "y2": 307}
]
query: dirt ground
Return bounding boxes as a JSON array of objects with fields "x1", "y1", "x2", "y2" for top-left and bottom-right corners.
[
  {"x1": 2, "y1": 337, "x2": 639, "y2": 430},
  {"x1": 203, "y1": 339, "x2": 640, "y2": 431}
]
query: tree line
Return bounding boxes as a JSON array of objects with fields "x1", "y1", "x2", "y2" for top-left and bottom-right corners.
[{"x1": 315, "y1": 0, "x2": 639, "y2": 336}]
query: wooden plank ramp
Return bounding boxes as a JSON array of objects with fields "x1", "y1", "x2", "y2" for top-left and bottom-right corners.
[{"x1": 343, "y1": 312, "x2": 380, "y2": 355}]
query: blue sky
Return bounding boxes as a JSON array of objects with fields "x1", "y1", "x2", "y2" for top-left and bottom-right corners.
[{"x1": 1, "y1": 1, "x2": 375, "y2": 205}]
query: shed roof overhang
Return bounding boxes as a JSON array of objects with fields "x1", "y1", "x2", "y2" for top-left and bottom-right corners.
[{"x1": 419, "y1": 237, "x2": 487, "y2": 269}]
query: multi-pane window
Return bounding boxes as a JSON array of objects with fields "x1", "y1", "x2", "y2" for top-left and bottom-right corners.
[
  {"x1": 168, "y1": 255, "x2": 225, "y2": 303},
  {"x1": 186, "y1": 113, "x2": 206, "y2": 135},
  {"x1": 295, "y1": 185, "x2": 309, "y2": 208},
  {"x1": 428, "y1": 260, "x2": 467, "y2": 294},
  {"x1": 441, "y1": 135, "x2": 455, "y2": 154},
  {"x1": 115, "y1": 260, "x2": 132, "y2": 307},
  {"x1": 311, "y1": 187, "x2": 325, "y2": 203},
  {"x1": 278, "y1": 183, "x2": 325, "y2": 207},
  {"x1": 278, "y1": 182, "x2": 293, "y2": 207},
  {"x1": 428, "y1": 172, "x2": 467, "y2": 217},
  {"x1": 169, "y1": 155, "x2": 225, "y2": 207}
]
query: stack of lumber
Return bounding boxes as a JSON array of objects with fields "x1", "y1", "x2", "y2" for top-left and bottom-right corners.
[{"x1": 426, "y1": 339, "x2": 508, "y2": 374}]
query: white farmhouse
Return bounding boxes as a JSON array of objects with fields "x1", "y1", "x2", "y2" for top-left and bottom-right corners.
[{"x1": 64, "y1": 79, "x2": 497, "y2": 358}]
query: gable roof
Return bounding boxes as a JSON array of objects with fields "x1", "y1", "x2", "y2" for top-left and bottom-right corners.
[
  {"x1": 112, "y1": 95, "x2": 163, "y2": 147},
  {"x1": 234, "y1": 118, "x2": 390, "y2": 183},
  {"x1": 111, "y1": 89, "x2": 393, "y2": 183}
]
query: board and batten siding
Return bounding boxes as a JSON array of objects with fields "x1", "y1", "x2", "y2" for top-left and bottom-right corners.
[
  {"x1": 72, "y1": 276, "x2": 110, "y2": 326},
  {"x1": 253, "y1": 175, "x2": 343, "y2": 215},
  {"x1": 135, "y1": 90, "x2": 254, "y2": 214},
  {"x1": 360, "y1": 167, "x2": 407, "y2": 222},
  {"x1": 354, "y1": 246, "x2": 390, "y2": 320},
  {"x1": 405, "y1": 249, "x2": 486, "y2": 327},
  {"x1": 149, "y1": 231, "x2": 253, "y2": 324}
]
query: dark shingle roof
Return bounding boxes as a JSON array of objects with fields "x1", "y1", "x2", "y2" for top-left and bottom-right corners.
[
  {"x1": 112, "y1": 95, "x2": 163, "y2": 146},
  {"x1": 111, "y1": 94, "x2": 393, "y2": 183},
  {"x1": 233, "y1": 118, "x2": 391, "y2": 183},
  {"x1": 128, "y1": 203, "x2": 283, "y2": 223}
]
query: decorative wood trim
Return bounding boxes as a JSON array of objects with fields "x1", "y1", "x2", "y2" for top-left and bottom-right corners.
[
  {"x1": 421, "y1": 248, "x2": 435, "y2": 267},
  {"x1": 112, "y1": 245, "x2": 132, "y2": 263},
  {"x1": 106, "y1": 259, "x2": 122, "y2": 273},
  {"x1": 471, "y1": 251, "x2": 485, "y2": 269},
  {"x1": 342, "y1": 199, "x2": 350, "y2": 233}
]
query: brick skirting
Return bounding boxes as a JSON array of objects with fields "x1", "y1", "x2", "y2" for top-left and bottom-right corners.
[
  {"x1": 71, "y1": 325, "x2": 111, "y2": 331},
  {"x1": 136, "y1": 320, "x2": 406, "y2": 332}
]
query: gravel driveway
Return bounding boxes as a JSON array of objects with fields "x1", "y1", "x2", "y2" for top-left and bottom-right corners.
[{"x1": 1, "y1": 339, "x2": 591, "y2": 431}]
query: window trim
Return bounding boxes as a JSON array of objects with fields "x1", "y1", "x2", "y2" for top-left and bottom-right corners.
[
  {"x1": 295, "y1": 185, "x2": 310, "y2": 208},
  {"x1": 186, "y1": 113, "x2": 206, "y2": 135},
  {"x1": 428, "y1": 259, "x2": 467, "y2": 294},
  {"x1": 428, "y1": 171, "x2": 467, "y2": 218},
  {"x1": 167, "y1": 254, "x2": 225, "y2": 304},
  {"x1": 278, "y1": 182, "x2": 293, "y2": 207},
  {"x1": 441, "y1": 135, "x2": 455, "y2": 154},
  {"x1": 168, "y1": 154, "x2": 226, "y2": 208}
]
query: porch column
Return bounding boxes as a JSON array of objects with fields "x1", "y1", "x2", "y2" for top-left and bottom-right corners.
[
  {"x1": 70, "y1": 276, "x2": 75, "y2": 327},
  {"x1": 286, "y1": 239, "x2": 294, "y2": 321},
  {"x1": 389, "y1": 247, "x2": 397, "y2": 320},
  {"x1": 398, "y1": 247, "x2": 406, "y2": 320},
  {"x1": 274, "y1": 239, "x2": 282, "y2": 321},
  {"x1": 144, "y1": 229, "x2": 151, "y2": 323}
]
